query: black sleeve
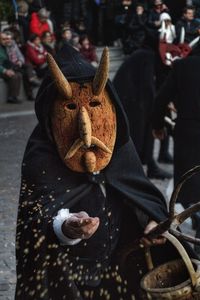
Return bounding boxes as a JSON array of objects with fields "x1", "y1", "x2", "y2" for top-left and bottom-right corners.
[
  {"x1": 152, "y1": 65, "x2": 177, "y2": 130},
  {"x1": 175, "y1": 20, "x2": 183, "y2": 39}
]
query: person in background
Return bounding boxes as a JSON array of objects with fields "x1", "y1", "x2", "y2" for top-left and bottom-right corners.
[
  {"x1": 148, "y1": 0, "x2": 169, "y2": 33},
  {"x1": 57, "y1": 27, "x2": 73, "y2": 50},
  {"x1": 113, "y1": 48, "x2": 172, "y2": 179},
  {"x1": 4, "y1": 31, "x2": 25, "y2": 69},
  {"x1": 5, "y1": 31, "x2": 40, "y2": 101},
  {"x1": 17, "y1": 1, "x2": 30, "y2": 43},
  {"x1": 114, "y1": 0, "x2": 134, "y2": 51},
  {"x1": 41, "y1": 31, "x2": 55, "y2": 56},
  {"x1": 0, "y1": 32, "x2": 22, "y2": 104},
  {"x1": 125, "y1": 3, "x2": 148, "y2": 53},
  {"x1": 176, "y1": 6, "x2": 200, "y2": 43},
  {"x1": 80, "y1": 35, "x2": 98, "y2": 66},
  {"x1": 29, "y1": 7, "x2": 53, "y2": 38},
  {"x1": 26, "y1": 34, "x2": 47, "y2": 78},
  {"x1": 159, "y1": 12, "x2": 176, "y2": 43},
  {"x1": 71, "y1": 32, "x2": 81, "y2": 51},
  {"x1": 153, "y1": 43, "x2": 200, "y2": 255}
]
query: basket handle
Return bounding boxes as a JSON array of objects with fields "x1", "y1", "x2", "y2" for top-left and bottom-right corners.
[{"x1": 145, "y1": 231, "x2": 198, "y2": 288}]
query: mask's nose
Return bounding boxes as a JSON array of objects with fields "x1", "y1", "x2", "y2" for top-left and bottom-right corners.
[{"x1": 79, "y1": 106, "x2": 92, "y2": 147}]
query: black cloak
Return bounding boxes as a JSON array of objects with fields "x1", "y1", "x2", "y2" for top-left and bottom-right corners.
[
  {"x1": 153, "y1": 53, "x2": 200, "y2": 208},
  {"x1": 16, "y1": 45, "x2": 184, "y2": 300},
  {"x1": 113, "y1": 49, "x2": 156, "y2": 165}
]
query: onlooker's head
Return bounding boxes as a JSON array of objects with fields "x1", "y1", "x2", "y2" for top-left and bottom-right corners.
[
  {"x1": 0, "y1": 31, "x2": 13, "y2": 46},
  {"x1": 38, "y1": 8, "x2": 50, "y2": 23},
  {"x1": 160, "y1": 12, "x2": 172, "y2": 26},
  {"x1": 41, "y1": 31, "x2": 52, "y2": 44},
  {"x1": 135, "y1": 3, "x2": 145, "y2": 15},
  {"x1": 122, "y1": 0, "x2": 132, "y2": 7},
  {"x1": 183, "y1": 6, "x2": 195, "y2": 21},
  {"x1": 0, "y1": 32, "x2": 8, "y2": 46},
  {"x1": 154, "y1": 0, "x2": 163, "y2": 6},
  {"x1": 17, "y1": 1, "x2": 29, "y2": 16},
  {"x1": 61, "y1": 27, "x2": 72, "y2": 42},
  {"x1": 29, "y1": 33, "x2": 41, "y2": 46},
  {"x1": 154, "y1": 0, "x2": 163, "y2": 11},
  {"x1": 80, "y1": 35, "x2": 90, "y2": 50},
  {"x1": 2, "y1": 31, "x2": 13, "y2": 46}
]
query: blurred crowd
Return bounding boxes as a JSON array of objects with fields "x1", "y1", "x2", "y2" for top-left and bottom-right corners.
[
  {"x1": 1, "y1": 0, "x2": 200, "y2": 103},
  {"x1": 0, "y1": 0, "x2": 100, "y2": 103}
]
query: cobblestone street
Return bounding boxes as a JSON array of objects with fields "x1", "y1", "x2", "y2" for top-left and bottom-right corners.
[{"x1": 0, "y1": 107, "x2": 36, "y2": 300}]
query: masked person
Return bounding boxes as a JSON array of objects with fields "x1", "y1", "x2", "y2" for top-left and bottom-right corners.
[
  {"x1": 153, "y1": 41, "x2": 200, "y2": 256},
  {"x1": 16, "y1": 44, "x2": 184, "y2": 300},
  {"x1": 113, "y1": 48, "x2": 172, "y2": 179}
]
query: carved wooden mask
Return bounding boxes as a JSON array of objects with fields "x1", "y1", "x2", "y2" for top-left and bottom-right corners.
[{"x1": 48, "y1": 48, "x2": 117, "y2": 173}]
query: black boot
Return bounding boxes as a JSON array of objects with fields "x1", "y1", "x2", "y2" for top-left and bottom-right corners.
[{"x1": 147, "y1": 159, "x2": 172, "y2": 179}]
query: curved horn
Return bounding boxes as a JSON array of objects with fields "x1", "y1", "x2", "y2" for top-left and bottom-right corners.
[
  {"x1": 93, "y1": 47, "x2": 109, "y2": 96},
  {"x1": 47, "y1": 53, "x2": 72, "y2": 99}
]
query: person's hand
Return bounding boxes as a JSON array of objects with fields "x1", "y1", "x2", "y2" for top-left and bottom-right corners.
[
  {"x1": 152, "y1": 128, "x2": 166, "y2": 140},
  {"x1": 140, "y1": 220, "x2": 166, "y2": 247},
  {"x1": 16, "y1": 61, "x2": 23, "y2": 67},
  {"x1": 62, "y1": 211, "x2": 100, "y2": 240},
  {"x1": 4, "y1": 69, "x2": 15, "y2": 77},
  {"x1": 162, "y1": 4, "x2": 168, "y2": 10},
  {"x1": 168, "y1": 102, "x2": 177, "y2": 113},
  {"x1": 155, "y1": 20, "x2": 161, "y2": 27}
]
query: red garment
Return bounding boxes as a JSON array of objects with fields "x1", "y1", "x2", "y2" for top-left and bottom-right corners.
[
  {"x1": 29, "y1": 12, "x2": 50, "y2": 37},
  {"x1": 159, "y1": 40, "x2": 192, "y2": 65},
  {"x1": 26, "y1": 41, "x2": 47, "y2": 66},
  {"x1": 80, "y1": 45, "x2": 98, "y2": 63}
]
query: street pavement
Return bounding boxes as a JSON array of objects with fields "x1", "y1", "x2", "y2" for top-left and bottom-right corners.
[
  {"x1": 0, "y1": 47, "x2": 196, "y2": 299},
  {"x1": 0, "y1": 104, "x2": 36, "y2": 300}
]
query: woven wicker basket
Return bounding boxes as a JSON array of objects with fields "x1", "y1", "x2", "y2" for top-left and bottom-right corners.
[{"x1": 141, "y1": 233, "x2": 200, "y2": 299}]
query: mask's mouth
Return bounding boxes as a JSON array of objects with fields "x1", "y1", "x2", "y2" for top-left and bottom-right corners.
[
  {"x1": 64, "y1": 137, "x2": 111, "y2": 160},
  {"x1": 82, "y1": 144, "x2": 97, "y2": 150}
]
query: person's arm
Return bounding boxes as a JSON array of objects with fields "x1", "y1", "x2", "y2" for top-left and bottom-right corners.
[
  {"x1": 0, "y1": 48, "x2": 7, "y2": 75},
  {"x1": 53, "y1": 209, "x2": 82, "y2": 245},
  {"x1": 53, "y1": 209, "x2": 99, "y2": 246},
  {"x1": 185, "y1": 21, "x2": 200, "y2": 36},
  {"x1": 15, "y1": 43, "x2": 25, "y2": 65},
  {"x1": 175, "y1": 21, "x2": 182, "y2": 42},
  {"x1": 0, "y1": 64, "x2": 5, "y2": 76},
  {"x1": 153, "y1": 65, "x2": 177, "y2": 131}
]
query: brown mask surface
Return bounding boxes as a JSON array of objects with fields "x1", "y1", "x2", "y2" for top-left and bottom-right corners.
[{"x1": 51, "y1": 81, "x2": 117, "y2": 173}]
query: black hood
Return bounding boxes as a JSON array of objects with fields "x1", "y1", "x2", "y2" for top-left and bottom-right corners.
[{"x1": 35, "y1": 43, "x2": 130, "y2": 148}]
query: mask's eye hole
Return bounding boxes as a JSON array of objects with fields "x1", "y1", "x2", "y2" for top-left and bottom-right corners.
[
  {"x1": 89, "y1": 101, "x2": 101, "y2": 107},
  {"x1": 66, "y1": 103, "x2": 77, "y2": 110}
]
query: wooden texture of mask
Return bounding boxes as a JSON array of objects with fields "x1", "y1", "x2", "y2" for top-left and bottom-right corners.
[{"x1": 51, "y1": 82, "x2": 117, "y2": 173}]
